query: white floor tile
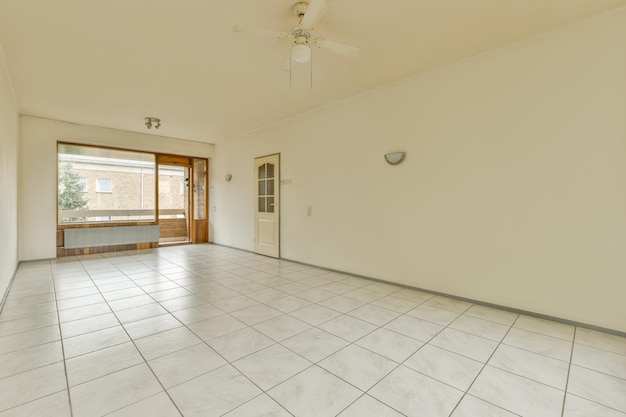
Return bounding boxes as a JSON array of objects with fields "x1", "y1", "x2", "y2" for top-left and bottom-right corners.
[
  {"x1": 405, "y1": 344, "x2": 483, "y2": 391},
  {"x1": 233, "y1": 344, "x2": 311, "y2": 390},
  {"x1": 0, "y1": 325, "x2": 60, "y2": 356},
  {"x1": 488, "y1": 344, "x2": 570, "y2": 390},
  {"x1": 0, "y1": 341, "x2": 63, "y2": 379},
  {"x1": 0, "y1": 362, "x2": 67, "y2": 412},
  {"x1": 149, "y1": 343, "x2": 226, "y2": 388},
  {"x1": 337, "y1": 394, "x2": 404, "y2": 417},
  {"x1": 430, "y1": 328, "x2": 499, "y2": 362},
  {"x1": 222, "y1": 394, "x2": 291, "y2": 417},
  {"x1": 170, "y1": 304, "x2": 225, "y2": 325},
  {"x1": 268, "y1": 366, "x2": 362, "y2": 417},
  {"x1": 65, "y1": 341, "x2": 144, "y2": 386},
  {"x1": 169, "y1": 365, "x2": 261, "y2": 417},
  {"x1": 318, "y1": 295, "x2": 366, "y2": 313},
  {"x1": 0, "y1": 390, "x2": 71, "y2": 417},
  {"x1": 208, "y1": 327, "x2": 275, "y2": 361},
  {"x1": 230, "y1": 304, "x2": 283, "y2": 326},
  {"x1": 134, "y1": 326, "x2": 202, "y2": 360},
  {"x1": 469, "y1": 366, "x2": 564, "y2": 417},
  {"x1": 252, "y1": 314, "x2": 311, "y2": 341},
  {"x1": 514, "y1": 315, "x2": 575, "y2": 341},
  {"x1": 503, "y1": 327, "x2": 572, "y2": 361},
  {"x1": 406, "y1": 304, "x2": 461, "y2": 326},
  {"x1": 281, "y1": 327, "x2": 349, "y2": 363},
  {"x1": 289, "y1": 304, "x2": 342, "y2": 326},
  {"x1": 319, "y1": 344, "x2": 397, "y2": 391},
  {"x1": 563, "y1": 393, "x2": 626, "y2": 417},
  {"x1": 319, "y1": 315, "x2": 377, "y2": 342},
  {"x1": 356, "y1": 327, "x2": 424, "y2": 362},
  {"x1": 62, "y1": 326, "x2": 130, "y2": 358},
  {"x1": 451, "y1": 395, "x2": 518, "y2": 417},
  {"x1": 122, "y1": 314, "x2": 182, "y2": 339},
  {"x1": 348, "y1": 304, "x2": 400, "y2": 326},
  {"x1": 464, "y1": 305, "x2": 518, "y2": 326},
  {"x1": 106, "y1": 392, "x2": 182, "y2": 417},
  {"x1": 449, "y1": 314, "x2": 511, "y2": 342},
  {"x1": 384, "y1": 315, "x2": 444, "y2": 342},
  {"x1": 369, "y1": 365, "x2": 464, "y2": 417},
  {"x1": 572, "y1": 342, "x2": 626, "y2": 380},
  {"x1": 70, "y1": 363, "x2": 162, "y2": 417},
  {"x1": 575, "y1": 328, "x2": 626, "y2": 355},
  {"x1": 186, "y1": 314, "x2": 247, "y2": 341},
  {"x1": 567, "y1": 365, "x2": 626, "y2": 413}
]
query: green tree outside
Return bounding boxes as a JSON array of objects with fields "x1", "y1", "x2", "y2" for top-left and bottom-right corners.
[{"x1": 58, "y1": 163, "x2": 89, "y2": 222}]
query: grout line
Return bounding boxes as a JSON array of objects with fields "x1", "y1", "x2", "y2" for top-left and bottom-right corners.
[
  {"x1": 561, "y1": 326, "x2": 577, "y2": 417},
  {"x1": 445, "y1": 314, "x2": 526, "y2": 417},
  {"x1": 48, "y1": 260, "x2": 75, "y2": 417},
  {"x1": 74, "y1": 255, "x2": 187, "y2": 417},
  {"x1": 7, "y1": 246, "x2": 623, "y2": 416}
]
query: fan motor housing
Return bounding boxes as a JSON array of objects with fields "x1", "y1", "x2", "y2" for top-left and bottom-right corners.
[{"x1": 293, "y1": 2, "x2": 308, "y2": 18}]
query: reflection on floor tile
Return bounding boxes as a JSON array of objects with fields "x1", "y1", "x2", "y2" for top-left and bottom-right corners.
[{"x1": 1, "y1": 244, "x2": 625, "y2": 417}]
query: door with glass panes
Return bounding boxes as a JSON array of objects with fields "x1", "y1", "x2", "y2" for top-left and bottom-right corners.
[{"x1": 254, "y1": 154, "x2": 280, "y2": 257}]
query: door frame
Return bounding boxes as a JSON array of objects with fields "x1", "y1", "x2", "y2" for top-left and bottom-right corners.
[
  {"x1": 254, "y1": 153, "x2": 280, "y2": 258},
  {"x1": 156, "y1": 154, "x2": 209, "y2": 245}
]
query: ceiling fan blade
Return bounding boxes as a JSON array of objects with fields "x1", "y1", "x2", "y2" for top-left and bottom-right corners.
[
  {"x1": 233, "y1": 25, "x2": 290, "y2": 38},
  {"x1": 300, "y1": 0, "x2": 329, "y2": 29},
  {"x1": 314, "y1": 38, "x2": 360, "y2": 58}
]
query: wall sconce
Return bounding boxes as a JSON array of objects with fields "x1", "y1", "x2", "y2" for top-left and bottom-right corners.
[
  {"x1": 384, "y1": 151, "x2": 406, "y2": 165},
  {"x1": 224, "y1": 174, "x2": 232, "y2": 182},
  {"x1": 144, "y1": 117, "x2": 161, "y2": 129}
]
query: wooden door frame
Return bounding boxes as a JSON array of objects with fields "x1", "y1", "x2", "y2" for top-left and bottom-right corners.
[{"x1": 156, "y1": 154, "x2": 209, "y2": 244}]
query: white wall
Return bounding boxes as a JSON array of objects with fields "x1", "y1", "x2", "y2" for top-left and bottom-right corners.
[
  {"x1": 213, "y1": 9, "x2": 626, "y2": 332},
  {"x1": 19, "y1": 116, "x2": 214, "y2": 261},
  {"x1": 0, "y1": 46, "x2": 18, "y2": 303}
]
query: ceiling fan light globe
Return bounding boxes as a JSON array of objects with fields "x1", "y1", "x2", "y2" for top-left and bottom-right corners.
[{"x1": 291, "y1": 43, "x2": 311, "y2": 63}]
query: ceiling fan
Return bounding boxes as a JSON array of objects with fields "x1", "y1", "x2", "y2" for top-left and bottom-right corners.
[{"x1": 233, "y1": 0, "x2": 360, "y2": 67}]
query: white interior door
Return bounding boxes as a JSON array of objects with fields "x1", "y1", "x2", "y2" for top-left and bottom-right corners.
[{"x1": 254, "y1": 154, "x2": 280, "y2": 258}]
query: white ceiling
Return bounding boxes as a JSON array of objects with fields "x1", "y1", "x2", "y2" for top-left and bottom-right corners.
[{"x1": 1, "y1": 0, "x2": 625, "y2": 143}]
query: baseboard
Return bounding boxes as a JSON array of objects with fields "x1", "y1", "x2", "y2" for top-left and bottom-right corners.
[
  {"x1": 278, "y1": 256, "x2": 626, "y2": 339},
  {"x1": 0, "y1": 262, "x2": 19, "y2": 317}
]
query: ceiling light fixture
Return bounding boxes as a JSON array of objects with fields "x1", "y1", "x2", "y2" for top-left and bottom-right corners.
[
  {"x1": 144, "y1": 117, "x2": 161, "y2": 130},
  {"x1": 291, "y1": 37, "x2": 311, "y2": 63}
]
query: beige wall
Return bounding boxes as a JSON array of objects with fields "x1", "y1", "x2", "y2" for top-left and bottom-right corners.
[
  {"x1": 19, "y1": 116, "x2": 214, "y2": 260},
  {"x1": 0, "y1": 45, "x2": 18, "y2": 303},
  {"x1": 213, "y1": 9, "x2": 626, "y2": 332}
]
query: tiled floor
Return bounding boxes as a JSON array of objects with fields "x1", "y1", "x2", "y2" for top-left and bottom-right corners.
[{"x1": 0, "y1": 244, "x2": 625, "y2": 417}]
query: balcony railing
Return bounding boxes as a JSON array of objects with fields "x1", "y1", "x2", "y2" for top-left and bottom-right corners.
[{"x1": 59, "y1": 208, "x2": 185, "y2": 223}]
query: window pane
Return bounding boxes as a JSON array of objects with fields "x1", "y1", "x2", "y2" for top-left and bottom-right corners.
[
  {"x1": 267, "y1": 163, "x2": 274, "y2": 179},
  {"x1": 267, "y1": 179, "x2": 274, "y2": 196},
  {"x1": 267, "y1": 197, "x2": 275, "y2": 213},
  {"x1": 258, "y1": 180, "x2": 266, "y2": 196},
  {"x1": 258, "y1": 197, "x2": 266, "y2": 213},
  {"x1": 96, "y1": 178, "x2": 112, "y2": 193},
  {"x1": 193, "y1": 159, "x2": 207, "y2": 221},
  {"x1": 58, "y1": 143, "x2": 156, "y2": 224},
  {"x1": 258, "y1": 164, "x2": 266, "y2": 179}
]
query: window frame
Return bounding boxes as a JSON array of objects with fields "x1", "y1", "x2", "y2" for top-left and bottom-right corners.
[{"x1": 57, "y1": 142, "x2": 159, "y2": 228}]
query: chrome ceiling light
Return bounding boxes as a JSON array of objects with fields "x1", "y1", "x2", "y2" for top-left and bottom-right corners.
[{"x1": 144, "y1": 117, "x2": 161, "y2": 129}]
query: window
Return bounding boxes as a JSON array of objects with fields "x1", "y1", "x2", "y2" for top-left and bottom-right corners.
[
  {"x1": 96, "y1": 178, "x2": 113, "y2": 193},
  {"x1": 96, "y1": 178, "x2": 112, "y2": 193},
  {"x1": 58, "y1": 143, "x2": 156, "y2": 224}
]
